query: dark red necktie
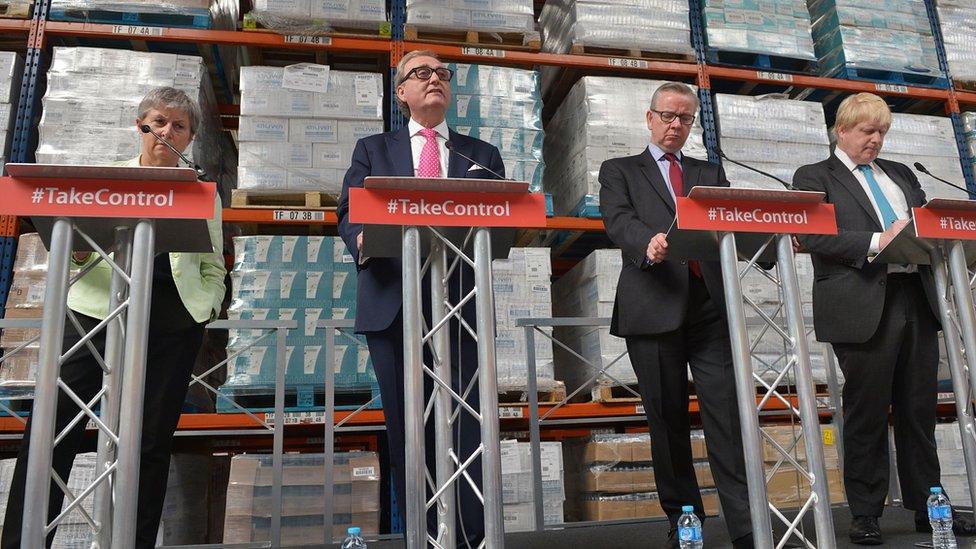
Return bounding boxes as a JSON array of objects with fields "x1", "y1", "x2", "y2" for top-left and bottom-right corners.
[{"x1": 664, "y1": 153, "x2": 702, "y2": 278}]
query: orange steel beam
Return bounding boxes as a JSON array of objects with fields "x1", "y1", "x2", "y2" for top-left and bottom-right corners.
[{"x1": 0, "y1": 19, "x2": 31, "y2": 34}]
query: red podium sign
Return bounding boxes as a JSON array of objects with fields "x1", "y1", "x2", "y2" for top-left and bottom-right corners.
[
  {"x1": 349, "y1": 187, "x2": 546, "y2": 228},
  {"x1": 0, "y1": 176, "x2": 216, "y2": 219},
  {"x1": 676, "y1": 188, "x2": 837, "y2": 235},
  {"x1": 913, "y1": 201, "x2": 976, "y2": 240}
]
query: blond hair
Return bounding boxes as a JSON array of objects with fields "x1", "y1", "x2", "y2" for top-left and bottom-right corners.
[
  {"x1": 394, "y1": 49, "x2": 441, "y2": 117},
  {"x1": 833, "y1": 93, "x2": 891, "y2": 135}
]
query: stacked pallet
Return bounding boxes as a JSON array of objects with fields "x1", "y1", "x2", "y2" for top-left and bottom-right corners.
[
  {"x1": 246, "y1": 0, "x2": 386, "y2": 33},
  {"x1": 936, "y1": 0, "x2": 976, "y2": 85},
  {"x1": 0, "y1": 53, "x2": 22, "y2": 169},
  {"x1": 501, "y1": 440, "x2": 565, "y2": 530},
  {"x1": 882, "y1": 113, "x2": 967, "y2": 199},
  {"x1": 405, "y1": 0, "x2": 537, "y2": 47},
  {"x1": 702, "y1": 0, "x2": 817, "y2": 67},
  {"x1": 0, "y1": 233, "x2": 47, "y2": 396},
  {"x1": 237, "y1": 66, "x2": 383, "y2": 198},
  {"x1": 762, "y1": 425, "x2": 845, "y2": 506},
  {"x1": 221, "y1": 235, "x2": 377, "y2": 412}
]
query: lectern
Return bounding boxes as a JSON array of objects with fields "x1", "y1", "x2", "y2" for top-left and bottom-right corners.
[
  {"x1": 668, "y1": 185, "x2": 839, "y2": 549},
  {"x1": 0, "y1": 163, "x2": 216, "y2": 549},
  {"x1": 349, "y1": 176, "x2": 545, "y2": 549}
]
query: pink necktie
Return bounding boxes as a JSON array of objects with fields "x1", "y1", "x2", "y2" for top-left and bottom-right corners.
[{"x1": 418, "y1": 128, "x2": 441, "y2": 177}]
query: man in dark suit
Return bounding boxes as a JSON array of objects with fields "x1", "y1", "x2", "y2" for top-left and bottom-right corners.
[
  {"x1": 599, "y1": 82, "x2": 753, "y2": 548},
  {"x1": 795, "y1": 92, "x2": 975, "y2": 544},
  {"x1": 336, "y1": 49, "x2": 505, "y2": 548}
]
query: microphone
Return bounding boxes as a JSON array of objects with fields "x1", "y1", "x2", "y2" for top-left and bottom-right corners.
[
  {"x1": 139, "y1": 124, "x2": 208, "y2": 181},
  {"x1": 913, "y1": 162, "x2": 972, "y2": 197},
  {"x1": 444, "y1": 140, "x2": 507, "y2": 181},
  {"x1": 712, "y1": 146, "x2": 793, "y2": 190}
]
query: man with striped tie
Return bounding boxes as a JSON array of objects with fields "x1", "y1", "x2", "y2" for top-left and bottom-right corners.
[{"x1": 795, "y1": 92, "x2": 975, "y2": 544}]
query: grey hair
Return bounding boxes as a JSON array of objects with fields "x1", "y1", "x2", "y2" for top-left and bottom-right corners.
[
  {"x1": 394, "y1": 49, "x2": 440, "y2": 118},
  {"x1": 650, "y1": 82, "x2": 699, "y2": 111},
  {"x1": 137, "y1": 86, "x2": 201, "y2": 135}
]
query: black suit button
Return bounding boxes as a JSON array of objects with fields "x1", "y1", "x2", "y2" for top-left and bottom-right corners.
[
  {"x1": 879, "y1": 280, "x2": 886, "y2": 286},
  {"x1": 681, "y1": 260, "x2": 687, "y2": 265}
]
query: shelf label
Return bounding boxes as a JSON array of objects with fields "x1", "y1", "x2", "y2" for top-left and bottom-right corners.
[
  {"x1": 499, "y1": 406, "x2": 524, "y2": 419},
  {"x1": 609, "y1": 57, "x2": 648, "y2": 69},
  {"x1": 757, "y1": 71, "x2": 793, "y2": 82},
  {"x1": 265, "y1": 411, "x2": 325, "y2": 425},
  {"x1": 634, "y1": 404, "x2": 644, "y2": 415},
  {"x1": 875, "y1": 83, "x2": 908, "y2": 94},
  {"x1": 461, "y1": 47, "x2": 505, "y2": 58},
  {"x1": 111, "y1": 25, "x2": 164, "y2": 37},
  {"x1": 284, "y1": 35, "x2": 332, "y2": 46},
  {"x1": 273, "y1": 209, "x2": 326, "y2": 221}
]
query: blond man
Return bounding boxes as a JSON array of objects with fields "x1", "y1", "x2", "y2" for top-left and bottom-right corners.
[{"x1": 796, "y1": 93, "x2": 974, "y2": 544}]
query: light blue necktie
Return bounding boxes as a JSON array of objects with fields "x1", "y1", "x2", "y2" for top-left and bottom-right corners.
[{"x1": 858, "y1": 164, "x2": 898, "y2": 228}]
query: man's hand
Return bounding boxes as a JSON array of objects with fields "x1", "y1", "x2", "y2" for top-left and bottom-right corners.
[
  {"x1": 356, "y1": 231, "x2": 363, "y2": 253},
  {"x1": 646, "y1": 233, "x2": 669, "y2": 264},
  {"x1": 792, "y1": 236, "x2": 801, "y2": 254},
  {"x1": 878, "y1": 219, "x2": 910, "y2": 250}
]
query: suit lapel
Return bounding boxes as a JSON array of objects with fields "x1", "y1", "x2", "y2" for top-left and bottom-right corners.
[
  {"x1": 827, "y1": 154, "x2": 883, "y2": 230},
  {"x1": 681, "y1": 155, "x2": 702, "y2": 192},
  {"x1": 385, "y1": 126, "x2": 415, "y2": 177},
  {"x1": 638, "y1": 149, "x2": 675, "y2": 213},
  {"x1": 447, "y1": 129, "x2": 472, "y2": 178}
]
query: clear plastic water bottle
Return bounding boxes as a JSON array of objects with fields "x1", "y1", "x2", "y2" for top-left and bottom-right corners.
[
  {"x1": 341, "y1": 527, "x2": 367, "y2": 549},
  {"x1": 927, "y1": 487, "x2": 956, "y2": 549},
  {"x1": 677, "y1": 505, "x2": 703, "y2": 549}
]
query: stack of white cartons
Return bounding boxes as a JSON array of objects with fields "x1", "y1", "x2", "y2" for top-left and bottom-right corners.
[
  {"x1": 543, "y1": 77, "x2": 706, "y2": 216},
  {"x1": 223, "y1": 452, "x2": 381, "y2": 544},
  {"x1": 702, "y1": 0, "x2": 816, "y2": 61},
  {"x1": 448, "y1": 63, "x2": 544, "y2": 191},
  {"x1": 247, "y1": 0, "x2": 385, "y2": 31},
  {"x1": 551, "y1": 249, "x2": 632, "y2": 397},
  {"x1": 0, "y1": 233, "x2": 48, "y2": 396},
  {"x1": 880, "y1": 113, "x2": 967, "y2": 199},
  {"x1": 539, "y1": 0, "x2": 693, "y2": 57},
  {"x1": 808, "y1": 0, "x2": 941, "y2": 80},
  {"x1": 237, "y1": 66, "x2": 383, "y2": 195},
  {"x1": 500, "y1": 439, "x2": 565, "y2": 531},
  {"x1": 963, "y1": 112, "x2": 976, "y2": 175},
  {"x1": 935, "y1": 422, "x2": 972, "y2": 507},
  {"x1": 405, "y1": 0, "x2": 536, "y2": 38},
  {"x1": 936, "y1": 0, "x2": 976, "y2": 83},
  {"x1": 493, "y1": 248, "x2": 555, "y2": 392},
  {"x1": 716, "y1": 94, "x2": 830, "y2": 189},
  {"x1": 36, "y1": 47, "x2": 226, "y2": 185},
  {"x1": 0, "y1": 53, "x2": 23, "y2": 170}
]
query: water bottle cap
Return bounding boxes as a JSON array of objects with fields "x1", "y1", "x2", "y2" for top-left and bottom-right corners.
[
  {"x1": 682, "y1": 505, "x2": 694, "y2": 513},
  {"x1": 348, "y1": 527, "x2": 361, "y2": 535},
  {"x1": 931, "y1": 487, "x2": 943, "y2": 494}
]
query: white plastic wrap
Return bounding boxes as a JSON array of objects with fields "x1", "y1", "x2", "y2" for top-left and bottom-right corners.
[
  {"x1": 937, "y1": 1, "x2": 976, "y2": 82},
  {"x1": 551, "y1": 249, "x2": 634, "y2": 392},
  {"x1": 493, "y1": 248, "x2": 555, "y2": 391},
  {"x1": 406, "y1": 0, "x2": 535, "y2": 34},
  {"x1": 542, "y1": 76, "x2": 705, "y2": 216},
  {"x1": 702, "y1": 0, "x2": 816, "y2": 60},
  {"x1": 808, "y1": 0, "x2": 941, "y2": 77},
  {"x1": 936, "y1": 422, "x2": 973, "y2": 507},
  {"x1": 539, "y1": 0, "x2": 692, "y2": 55},
  {"x1": 247, "y1": 0, "x2": 386, "y2": 34},
  {"x1": 880, "y1": 113, "x2": 967, "y2": 200},
  {"x1": 501, "y1": 440, "x2": 565, "y2": 531},
  {"x1": 36, "y1": 47, "x2": 227, "y2": 188},
  {"x1": 237, "y1": 65, "x2": 383, "y2": 194},
  {"x1": 0, "y1": 52, "x2": 22, "y2": 174}
]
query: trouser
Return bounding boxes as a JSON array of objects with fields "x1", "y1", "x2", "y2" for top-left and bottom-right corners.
[
  {"x1": 626, "y1": 274, "x2": 752, "y2": 541},
  {"x1": 832, "y1": 272, "x2": 941, "y2": 516}
]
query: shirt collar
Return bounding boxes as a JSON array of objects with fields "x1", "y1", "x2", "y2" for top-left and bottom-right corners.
[
  {"x1": 835, "y1": 146, "x2": 876, "y2": 172},
  {"x1": 647, "y1": 142, "x2": 681, "y2": 162},
  {"x1": 409, "y1": 118, "x2": 449, "y2": 140}
]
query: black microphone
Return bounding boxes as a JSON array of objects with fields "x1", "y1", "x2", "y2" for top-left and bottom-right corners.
[
  {"x1": 139, "y1": 124, "x2": 208, "y2": 181},
  {"x1": 913, "y1": 162, "x2": 972, "y2": 197},
  {"x1": 444, "y1": 140, "x2": 508, "y2": 181},
  {"x1": 712, "y1": 146, "x2": 793, "y2": 190}
]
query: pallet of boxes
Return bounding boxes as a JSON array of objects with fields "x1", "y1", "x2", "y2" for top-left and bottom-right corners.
[
  {"x1": 762, "y1": 425, "x2": 845, "y2": 507},
  {"x1": 0, "y1": 233, "x2": 47, "y2": 396},
  {"x1": 222, "y1": 452, "x2": 381, "y2": 544},
  {"x1": 565, "y1": 431, "x2": 718, "y2": 521},
  {"x1": 501, "y1": 439, "x2": 566, "y2": 531}
]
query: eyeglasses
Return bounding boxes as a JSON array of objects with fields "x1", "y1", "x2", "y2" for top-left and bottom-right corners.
[
  {"x1": 403, "y1": 65, "x2": 455, "y2": 82},
  {"x1": 650, "y1": 109, "x2": 696, "y2": 126}
]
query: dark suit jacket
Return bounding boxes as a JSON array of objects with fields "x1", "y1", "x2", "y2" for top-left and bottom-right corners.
[
  {"x1": 599, "y1": 148, "x2": 731, "y2": 337},
  {"x1": 794, "y1": 154, "x2": 940, "y2": 344},
  {"x1": 336, "y1": 125, "x2": 505, "y2": 333}
]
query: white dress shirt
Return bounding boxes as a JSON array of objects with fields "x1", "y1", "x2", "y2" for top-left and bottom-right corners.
[
  {"x1": 408, "y1": 118, "x2": 450, "y2": 177},
  {"x1": 834, "y1": 148, "x2": 914, "y2": 272},
  {"x1": 646, "y1": 142, "x2": 682, "y2": 201}
]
